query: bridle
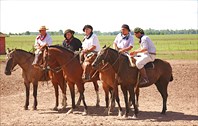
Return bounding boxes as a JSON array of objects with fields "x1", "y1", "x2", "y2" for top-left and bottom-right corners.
[
  {"x1": 97, "y1": 48, "x2": 122, "y2": 74},
  {"x1": 7, "y1": 52, "x2": 33, "y2": 72}
]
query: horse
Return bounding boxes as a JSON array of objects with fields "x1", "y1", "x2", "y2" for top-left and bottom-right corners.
[
  {"x1": 92, "y1": 47, "x2": 173, "y2": 118},
  {"x1": 4, "y1": 48, "x2": 67, "y2": 110},
  {"x1": 32, "y1": 45, "x2": 89, "y2": 115},
  {"x1": 82, "y1": 53, "x2": 123, "y2": 116}
]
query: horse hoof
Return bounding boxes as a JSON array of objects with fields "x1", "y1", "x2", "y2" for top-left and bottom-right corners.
[
  {"x1": 32, "y1": 107, "x2": 37, "y2": 110},
  {"x1": 108, "y1": 111, "x2": 112, "y2": 116},
  {"x1": 53, "y1": 107, "x2": 58, "y2": 111},
  {"x1": 82, "y1": 109, "x2": 88, "y2": 116},
  {"x1": 132, "y1": 114, "x2": 137, "y2": 119},
  {"x1": 122, "y1": 114, "x2": 128, "y2": 118},
  {"x1": 96, "y1": 103, "x2": 100, "y2": 107},
  {"x1": 24, "y1": 106, "x2": 28, "y2": 110},
  {"x1": 66, "y1": 109, "x2": 73, "y2": 115},
  {"x1": 118, "y1": 111, "x2": 122, "y2": 117}
]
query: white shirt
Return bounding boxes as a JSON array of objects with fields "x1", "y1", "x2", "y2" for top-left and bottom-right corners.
[
  {"x1": 114, "y1": 33, "x2": 134, "y2": 49},
  {"x1": 82, "y1": 33, "x2": 100, "y2": 52},
  {"x1": 34, "y1": 33, "x2": 52, "y2": 49},
  {"x1": 140, "y1": 35, "x2": 156, "y2": 53}
]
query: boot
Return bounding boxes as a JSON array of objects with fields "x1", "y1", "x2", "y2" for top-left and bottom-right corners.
[{"x1": 139, "y1": 68, "x2": 149, "y2": 86}]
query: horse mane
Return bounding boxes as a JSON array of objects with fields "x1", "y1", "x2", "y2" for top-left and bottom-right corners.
[
  {"x1": 107, "y1": 47, "x2": 129, "y2": 60},
  {"x1": 15, "y1": 49, "x2": 34, "y2": 55},
  {"x1": 49, "y1": 45, "x2": 74, "y2": 55}
]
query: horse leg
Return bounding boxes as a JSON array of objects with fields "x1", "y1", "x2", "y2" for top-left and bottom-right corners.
[
  {"x1": 135, "y1": 86, "x2": 140, "y2": 108},
  {"x1": 93, "y1": 81, "x2": 100, "y2": 107},
  {"x1": 76, "y1": 94, "x2": 81, "y2": 107},
  {"x1": 59, "y1": 80, "x2": 67, "y2": 109},
  {"x1": 52, "y1": 82, "x2": 59, "y2": 111},
  {"x1": 129, "y1": 85, "x2": 138, "y2": 118},
  {"x1": 115, "y1": 91, "x2": 122, "y2": 117},
  {"x1": 76, "y1": 82, "x2": 88, "y2": 116},
  {"x1": 67, "y1": 82, "x2": 75, "y2": 114},
  {"x1": 121, "y1": 85, "x2": 129, "y2": 118},
  {"x1": 32, "y1": 82, "x2": 38, "y2": 110},
  {"x1": 156, "y1": 81, "x2": 168, "y2": 114},
  {"x1": 24, "y1": 82, "x2": 30, "y2": 110},
  {"x1": 102, "y1": 83, "x2": 110, "y2": 115}
]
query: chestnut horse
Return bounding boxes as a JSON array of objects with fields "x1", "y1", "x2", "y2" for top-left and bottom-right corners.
[
  {"x1": 83, "y1": 53, "x2": 122, "y2": 116},
  {"x1": 92, "y1": 47, "x2": 173, "y2": 118},
  {"x1": 33, "y1": 45, "x2": 88, "y2": 115},
  {"x1": 4, "y1": 49, "x2": 67, "y2": 110}
]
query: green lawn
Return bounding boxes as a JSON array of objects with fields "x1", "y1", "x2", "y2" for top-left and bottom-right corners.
[{"x1": 0, "y1": 34, "x2": 197, "y2": 61}]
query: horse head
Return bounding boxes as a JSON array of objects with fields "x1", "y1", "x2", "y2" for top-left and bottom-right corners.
[
  {"x1": 4, "y1": 48, "x2": 18, "y2": 75},
  {"x1": 92, "y1": 45, "x2": 110, "y2": 69}
]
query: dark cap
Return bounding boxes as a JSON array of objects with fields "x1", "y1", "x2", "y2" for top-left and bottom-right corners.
[
  {"x1": 64, "y1": 29, "x2": 75, "y2": 38},
  {"x1": 83, "y1": 25, "x2": 93, "y2": 32},
  {"x1": 134, "y1": 27, "x2": 144, "y2": 34},
  {"x1": 121, "y1": 24, "x2": 130, "y2": 31}
]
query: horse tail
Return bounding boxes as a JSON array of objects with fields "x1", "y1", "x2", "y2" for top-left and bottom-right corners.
[{"x1": 170, "y1": 74, "x2": 173, "y2": 82}]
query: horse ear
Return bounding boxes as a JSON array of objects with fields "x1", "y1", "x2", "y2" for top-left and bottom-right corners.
[
  {"x1": 103, "y1": 45, "x2": 106, "y2": 49},
  {"x1": 6, "y1": 48, "x2": 10, "y2": 54}
]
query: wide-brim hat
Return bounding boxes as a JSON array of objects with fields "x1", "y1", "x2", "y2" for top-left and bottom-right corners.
[
  {"x1": 64, "y1": 29, "x2": 75, "y2": 38},
  {"x1": 38, "y1": 26, "x2": 49, "y2": 31}
]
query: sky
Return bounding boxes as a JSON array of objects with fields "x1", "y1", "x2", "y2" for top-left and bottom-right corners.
[{"x1": 0, "y1": 0, "x2": 197, "y2": 33}]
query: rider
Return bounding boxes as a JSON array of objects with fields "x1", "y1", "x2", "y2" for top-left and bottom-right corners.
[
  {"x1": 113, "y1": 24, "x2": 134, "y2": 53},
  {"x1": 32, "y1": 26, "x2": 52, "y2": 65},
  {"x1": 34, "y1": 26, "x2": 52, "y2": 53},
  {"x1": 130, "y1": 27, "x2": 156, "y2": 86},
  {"x1": 62, "y1": 29, "x2": 82, "y2": 52},
  {"x1": 81, "y1": 24, "x2": 101, "y2": 81}
]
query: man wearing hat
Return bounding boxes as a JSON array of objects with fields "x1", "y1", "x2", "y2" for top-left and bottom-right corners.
[
  {"x1": 81, "y1": 24, "x2": 101, "y2": 80},
  {"x1": 113, "y1": 24, "x2": 134, "y2": 53},
  {"x1": 130, "y1": 27, "x2": 156, "y2": 86},
  {"x1": 62, "y1": 29, "x2": 82, "y2": 52},
  {"x1": 34, "y1": 26, "x2": 52, "y2": 52}
]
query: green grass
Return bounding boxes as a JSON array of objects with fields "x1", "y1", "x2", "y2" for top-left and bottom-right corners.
[{"x1": 0, "y1": 34, "x2": 197, "y2": 61}]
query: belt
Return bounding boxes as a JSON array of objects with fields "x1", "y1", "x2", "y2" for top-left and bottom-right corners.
[{"x1": 149, "y1": 52, "x2": 156, "y2": 55}]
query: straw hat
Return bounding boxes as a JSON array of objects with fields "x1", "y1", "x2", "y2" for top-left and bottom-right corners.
[{"x1": 38, "y1": 26, "x2": 49, "y2": 31}]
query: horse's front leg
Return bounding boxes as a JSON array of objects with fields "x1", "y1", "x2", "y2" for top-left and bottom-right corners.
[
  {"x1": 32, "y1": 82, "x2": 38, "y2": 110},
  {"x1": 24, "y1": 81, "x2": 30, "y2": 110},
  {"x1": 102, "y1": 83, "x2": 110, "y2": 115},
  {"x1": 77, "y1": 82, "x2": 88, "y2": 116},
  {"x1": 121, "y1": 85, "x2": 129, "y2": 118},
  {"x1": 52, "y1": 82, "x2": 59, "y2": 111},
  {"x1": 66, "y1": 82, "x2": 75, "y2": 114},
  {"x1": 60, "y1": 81, "x2": 67, "y2": 109}
]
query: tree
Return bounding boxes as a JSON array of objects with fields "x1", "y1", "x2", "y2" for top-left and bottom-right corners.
[
  {"x1": 59, "y1": 30, "x2": 63, "y2": 35},
  {"x1": 25, "y1": 31, "x2": 30, "y2": 35}
]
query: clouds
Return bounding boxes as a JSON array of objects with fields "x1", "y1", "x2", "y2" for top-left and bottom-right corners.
[{"x1": 0, "y1": 0, "x2": 197, "y2": 33}]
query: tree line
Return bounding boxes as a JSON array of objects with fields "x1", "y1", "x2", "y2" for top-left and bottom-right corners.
[{"x1": 2, "y1": 28, "x2": 197, "y2": 36}]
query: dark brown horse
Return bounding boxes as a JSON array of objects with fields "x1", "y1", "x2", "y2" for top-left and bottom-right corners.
[
  {"x1": 92, "y1": 47, "x2": 173, "y2": 118},
  {"x1": 4, "y1": 49, "x2": 67, "y2": 110},
  {"x1": 33, "y1": 45, "x2": 88, "y2": 115}
]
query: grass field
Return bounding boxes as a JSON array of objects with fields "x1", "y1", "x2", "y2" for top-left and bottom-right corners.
[{"x1": 0, "y1": 34, "x2": 197, "y2": 61}]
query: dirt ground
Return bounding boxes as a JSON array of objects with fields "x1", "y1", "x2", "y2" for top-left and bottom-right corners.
[{"x1": 0, "y1": 60, "x2": 198, "y2": 126}]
